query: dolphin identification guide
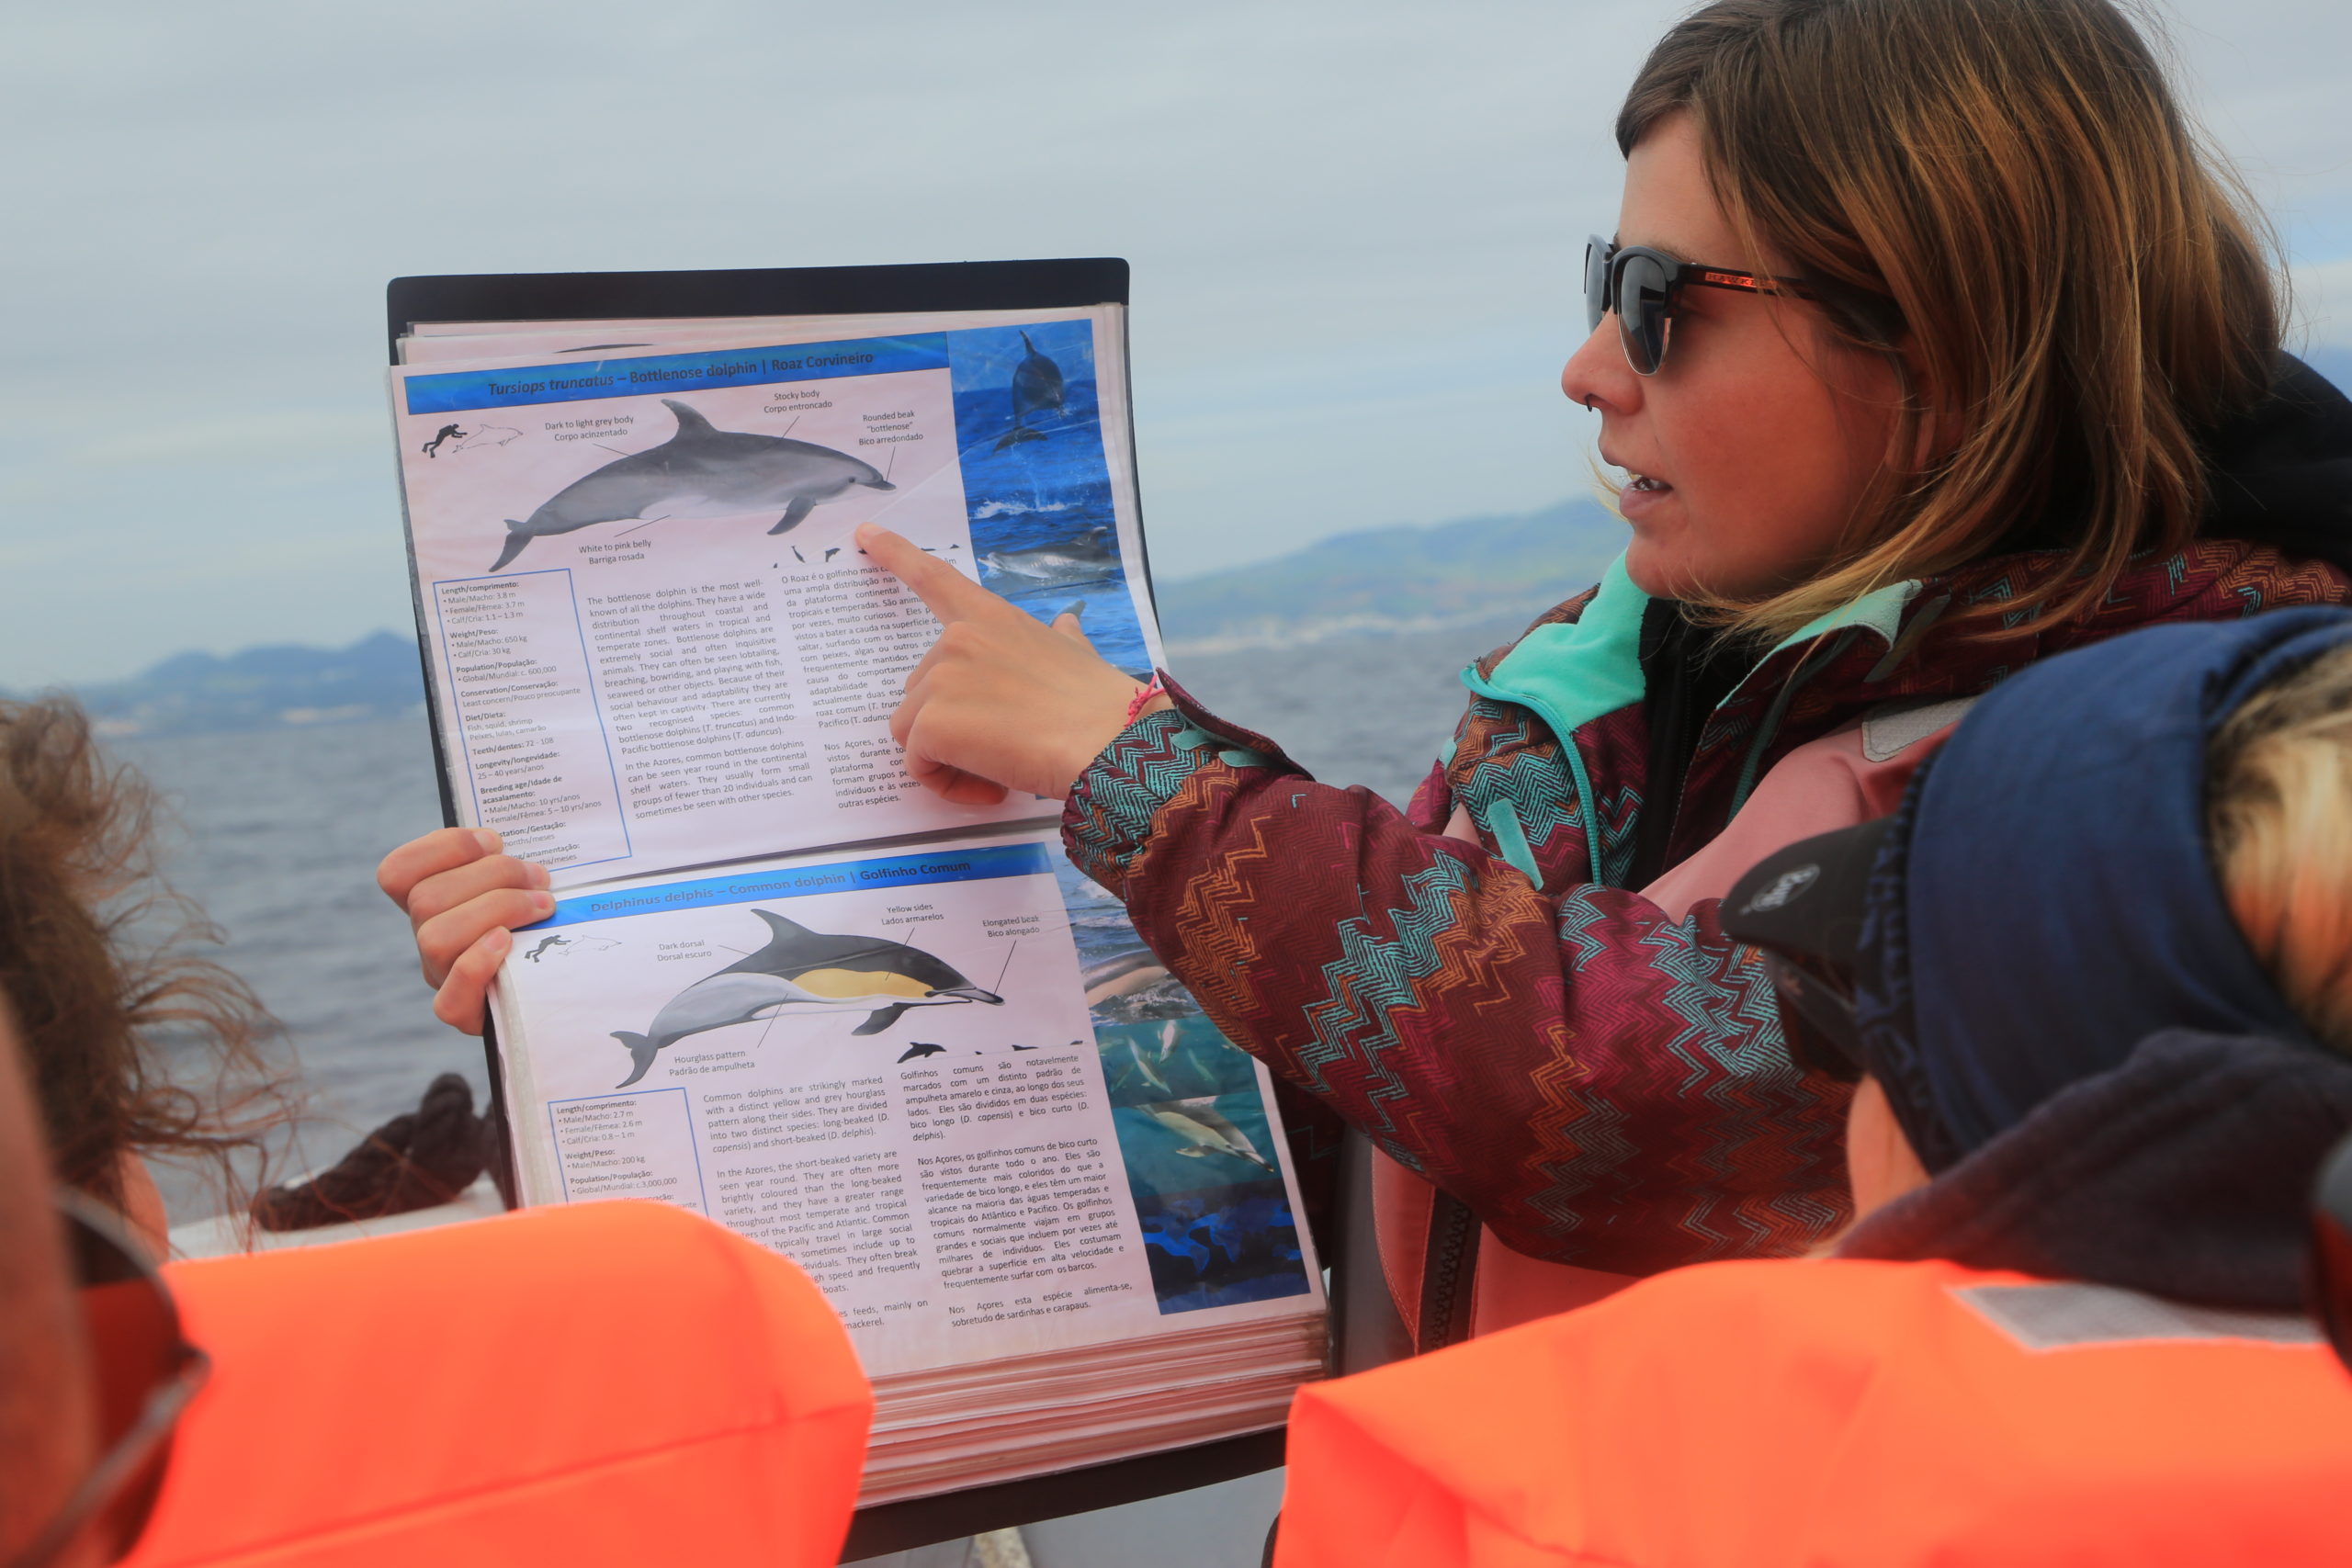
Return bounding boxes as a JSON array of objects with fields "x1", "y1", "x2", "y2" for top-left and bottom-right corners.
[{"x1": 385, "y1": 275, "x2": 1324, "y2": 1506}]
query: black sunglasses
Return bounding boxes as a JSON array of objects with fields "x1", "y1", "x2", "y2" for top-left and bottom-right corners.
[
  {"x1": 1585, "y1": 234, "x2": 1811, "y2": 376},
  {"x1": 1758, "y1": 949, "x2": 1867, "y2": 1085},
  {"x1": 6, "y1": 1192, "x2": 209, "y2": 1568}
]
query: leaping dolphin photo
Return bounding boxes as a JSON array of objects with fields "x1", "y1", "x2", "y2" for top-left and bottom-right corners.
[
  {"x1": 610, "y1": 909, "x2": 1002, "y2": 1088},
  {"x1": 992, "y1": 330, "x2": 1065, "y2": 453},
  {"x1": 489, "y1": 399, "x2": 895, "y2": 571}
]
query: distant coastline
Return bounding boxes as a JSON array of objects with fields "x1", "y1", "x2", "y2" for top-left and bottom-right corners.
[{"x1": 20, "y1": 499, "x2": 1623, "y2": 739}]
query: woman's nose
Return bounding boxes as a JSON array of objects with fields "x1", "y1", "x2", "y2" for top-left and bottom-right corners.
[{"x1": 1560, "y1": 319, "x2": 1637, "y2": 416}]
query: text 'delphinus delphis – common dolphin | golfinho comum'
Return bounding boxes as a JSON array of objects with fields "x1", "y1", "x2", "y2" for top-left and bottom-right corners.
[
  {"x1": 488, "y1": 399, "x2": 896, "y2": 571},
  {"x1": 609, "y1": 909, "x2": 1003, "y2": 1089}
]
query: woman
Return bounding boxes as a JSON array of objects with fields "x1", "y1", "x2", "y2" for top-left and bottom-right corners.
[
  {"x1": 384, "y1": 0, "x2": 2352, "y2": 1342},
  {"x1": 1272, "y1": 611, "x2": 2352, "y2": 1567},
  {"x1": 0, "y1": 696, "x2": 284, "y2": 1251}
]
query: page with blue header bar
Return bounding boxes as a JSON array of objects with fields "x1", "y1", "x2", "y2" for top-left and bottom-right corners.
[{"x1": 388, "y1": 304, "x2": 1161, "y2": 887}]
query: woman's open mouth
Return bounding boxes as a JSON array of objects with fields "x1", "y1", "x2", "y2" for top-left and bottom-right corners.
[{"x1": 1625, "y1": 472, "x2": 1671, "y2": 493}]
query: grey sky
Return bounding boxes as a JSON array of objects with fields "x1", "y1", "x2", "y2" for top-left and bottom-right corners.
[{"x1": 3, "y1": 0, "x2": 2348, "y2": 685}]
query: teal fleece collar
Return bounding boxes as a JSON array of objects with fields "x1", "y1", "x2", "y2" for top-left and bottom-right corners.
[
  {"x1": 1456, "y1": 552, "x2": 1920, "y2": 887},
  {"x1": 1465, "y1": 553, "x2": 1921, "y2": 745}
]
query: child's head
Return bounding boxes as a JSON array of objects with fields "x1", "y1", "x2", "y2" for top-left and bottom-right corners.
[
  {"x1": 1726, "y1": 611, "x2": 2352, "y2": 1219},
  {"x1": 1571, "y1": 0, "x2": 2278, "y2": 637},
  {"x1": 2209, "y1": 644, "x2": 2352, "y2": 1057}
]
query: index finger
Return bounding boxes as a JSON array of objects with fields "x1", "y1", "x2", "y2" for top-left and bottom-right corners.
[{"x1": 856, "y1": 524, "x2": 1011, "y2": 625}]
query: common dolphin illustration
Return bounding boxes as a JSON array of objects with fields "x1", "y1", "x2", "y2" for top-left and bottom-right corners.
[
  {"x1": 609, "y1": 909, "x2": 1001, "y2": 1088},
  {"x1": 489, "y1": 400, "x2": 894, "y2": 571},
  {"x1": 1138, "y1": 1097, "x2": 1277, "y2": 1174},
  {"x1": 898, "y1": 1042, "x2": 948, "y2": 1063},
  {"x1": 1007, "y1": 330, "x2": 1064, "y2": 429},
  {"x1": 1082, "y1": 948, "x2": 1170, "y2": 1009},
  {"x1": 981, "y1": 529, "x2": 1119, "y2": 589}
]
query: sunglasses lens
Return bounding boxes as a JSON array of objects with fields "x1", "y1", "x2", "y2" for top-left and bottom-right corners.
[
  {"x1": 1584, "y1": 236, "x2": 1611, "y2": 334},
  {"x1": 1616, "y1": 252, "x2": 1671, "y2": 376}
]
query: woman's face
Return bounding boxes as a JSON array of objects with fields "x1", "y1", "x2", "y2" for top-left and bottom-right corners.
[{"x1": 1563, "y1": 114, "x2": 1904, "y2": 604}]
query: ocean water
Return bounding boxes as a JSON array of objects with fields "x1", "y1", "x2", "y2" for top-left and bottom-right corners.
[{"x1": 120, "y1": 612, "x2": 1530, "y2": 1224}]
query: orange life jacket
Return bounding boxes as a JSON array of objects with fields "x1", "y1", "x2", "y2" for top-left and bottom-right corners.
[
  {"x1": 125, "y1": 1201, "x2": 873, "y2": 1568},
  {"x1": 1278, "y1": 1257, "x2": 2352, "y2": 1567}
]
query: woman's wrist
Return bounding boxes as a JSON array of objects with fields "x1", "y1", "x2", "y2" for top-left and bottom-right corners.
[
  {"x1": 1123, "y1": 672, "x2": 1170, "y2": 728},
  {"x1": 1052, "y1": 682, "x2": 1177, "y2": 801}
]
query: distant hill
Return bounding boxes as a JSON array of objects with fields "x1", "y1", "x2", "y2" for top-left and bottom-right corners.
[
  {"x1": 36, "y1": 502, "x2": 1617, "y2": 738},
  {"x1": 1154, "y1": 499, "x2": 1620, "y2": 653},
  {"x1": 28, "y1": 630, "x2": 429, "y2": 740}
]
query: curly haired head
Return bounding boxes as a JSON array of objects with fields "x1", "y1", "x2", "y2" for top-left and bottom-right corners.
[{"x1": 0, "y1": 697, "x2": 288, "y2": 1213}]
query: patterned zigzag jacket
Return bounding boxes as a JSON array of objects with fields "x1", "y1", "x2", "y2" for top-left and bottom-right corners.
[{"x1": 1064, "y1": 363, "x2": 2352, "y2": 1281}]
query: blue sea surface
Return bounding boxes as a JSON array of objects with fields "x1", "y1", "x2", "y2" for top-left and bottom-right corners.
[{"x1": 948, "y1": 321, "x2": 1151, "y2": 678}]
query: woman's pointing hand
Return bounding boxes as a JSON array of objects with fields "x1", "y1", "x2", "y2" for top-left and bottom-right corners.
[{"x1": 859, "y1": 523, "x2": 1166, "y2": 805}]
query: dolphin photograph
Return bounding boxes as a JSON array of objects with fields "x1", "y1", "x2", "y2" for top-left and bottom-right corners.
[
  {"x1": 979, "y1": 527, "x2": 1122, "y2": 591},
  {"x1": 488, "y1": 398, "x2": 895, "y2": 571},
  {"x1": 608, "y1": 908, "x2": 1003, "y2": 1088},
  {"x1": 1136, "y1": 1097, "x2": 1277, "y2": 1175},
  {"x1": 992, "y1": 330, "x2": 1066, "y2": 452}
]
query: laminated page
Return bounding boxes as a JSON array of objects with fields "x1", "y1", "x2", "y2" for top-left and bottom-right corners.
[
  {"x1": 490, "y1": 829, "x2": 1326, "y2": 1378},
  {"x1": 388, "y1": 310, "x2": 1155, "y2": 885}
]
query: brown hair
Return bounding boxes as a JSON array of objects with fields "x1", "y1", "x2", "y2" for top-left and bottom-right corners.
[
  {"x1": 2209, "y1": 644, "x2": 2352, "y2": 1055},
  {"x1": 0, "y1": 697, "x2": 288, "y2": 1210},
  {"x1": 1618, "y1": 0, "x2": 2280, "y2": 638}
]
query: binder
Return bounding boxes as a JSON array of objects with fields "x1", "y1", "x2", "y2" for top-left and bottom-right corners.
[{"x1": 384, "y1": 259, "x2": 1361, "y2": 1558}]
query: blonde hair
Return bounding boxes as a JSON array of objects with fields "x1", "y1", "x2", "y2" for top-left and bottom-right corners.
[
  {"x1": 2208, "y1": 645, "x2": 2352, "y2": 1055},
  {"x1": 1618, "y1": 0, "x2": 2280, "y2": 640}
]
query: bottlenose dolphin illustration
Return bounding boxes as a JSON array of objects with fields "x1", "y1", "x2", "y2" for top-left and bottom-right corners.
[
  {"x1": 489, "y1": 400, "x2": 895, "y2": 571},
  {"x1": 981, "y1": 528, "x2": 1120, "y2": 590},
  {"x1": 897, "y1": 1041, "x2": 947, "y2": 1063},
  {"x1": 1082, "y1": 948, "x2": 1170, "y2": 1008},
  {"x1": 1138, "y1": 1097, "x2": 1277, "y2": 1174},
  {"x1": 609, "y1": 909, "x2": 1002, "y2": 1088},
  {"x1": 1006, "y1": 331, "x2": 1064, "y2": 433}
]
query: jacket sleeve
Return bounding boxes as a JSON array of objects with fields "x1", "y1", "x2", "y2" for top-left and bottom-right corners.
[{"x1": 1062, "y1": 695, "x2": 1853, "y2": 1276}]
